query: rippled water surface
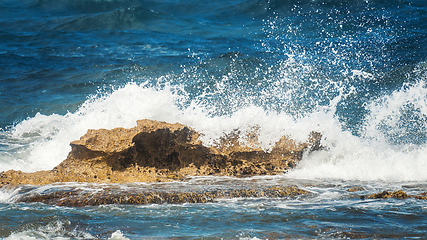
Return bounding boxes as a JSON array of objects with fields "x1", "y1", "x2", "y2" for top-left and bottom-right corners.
[
  {"x1": 1, "y1": 0, "x2": 426, "y2": 238},
  {"x1": 1, "y1": 177, "x2": 427, "y2": 239}
]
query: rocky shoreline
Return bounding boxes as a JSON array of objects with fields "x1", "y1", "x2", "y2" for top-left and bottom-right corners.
[
  {"x1": 1, "y1": 119, "x2": 425, "y2": 207},
  {"x1": 0, "y1": 119, "x2": 321, "y2": 186},
  {"x1": 14, "y1": 185, "x2": 310, "y2": 207},
  {"x1": 5, "y1": 181, "x2": 426, "y2": 207},
  {"x1": 0, "y1": 119, "x2": 321, "y2": 206}
]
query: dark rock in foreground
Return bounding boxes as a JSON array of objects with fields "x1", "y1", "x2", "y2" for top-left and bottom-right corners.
[{"x1": 16, "y1": 186, "x2": 309, "y2": 207}]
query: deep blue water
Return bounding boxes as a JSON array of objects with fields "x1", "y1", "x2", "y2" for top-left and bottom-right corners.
[{"x1": 0, "y1": 0, "x2": 427, "y2": 239}]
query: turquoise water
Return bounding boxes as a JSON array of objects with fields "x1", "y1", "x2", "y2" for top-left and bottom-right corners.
[{"x1": 1, "y1": 0, "x2": 427, "y2": 238}]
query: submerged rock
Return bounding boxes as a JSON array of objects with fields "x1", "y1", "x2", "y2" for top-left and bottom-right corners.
[
  {"x1": 361, "y1": 190, "x2": 409, "y2": 199},
  {"x1": 347, "y1": 187, "x2": 365, "y2": 192},
  {"x1": 16, "y1": 186, "x2": 309, "y2": 207},
  {"x1": 0, "y1": 119, "x2": 321, "y2": 186},
  {"x1": 360, "y1": 190, "x2": 427, "y2": 200}
]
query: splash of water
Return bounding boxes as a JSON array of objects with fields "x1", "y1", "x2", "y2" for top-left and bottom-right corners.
[
  {"x1": 1, "y1": 60, "x2": 427, "y2": 182},
  {"x1": 289, "y1": 76, "x2": 427, "y2": 182}
]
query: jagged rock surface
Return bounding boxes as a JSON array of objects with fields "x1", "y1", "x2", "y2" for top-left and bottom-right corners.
[
  {"x1": 0, "y1": 119, "x2": 321, "y2": 186},
  {"x1": 16, "y1": 186, "x2": 309, "y2": 207},
  {"x1": 360, "y1": 190, "x2": 427, "y2": 200}
]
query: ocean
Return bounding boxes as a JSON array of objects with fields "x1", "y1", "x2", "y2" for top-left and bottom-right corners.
[{"x1": 0, "y1": 0, "x2": 426, "y2": 238}]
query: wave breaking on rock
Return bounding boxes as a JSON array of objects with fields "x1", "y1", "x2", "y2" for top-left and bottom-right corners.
[{"x1": 0, "y1": 119, "x2": 321, "y2": 187}]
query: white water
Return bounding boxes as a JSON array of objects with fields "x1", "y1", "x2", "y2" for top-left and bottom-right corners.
[
  {"x1": 289, "y1": 80, "x2": 427, "y2": 182},
  {"x1": 1, "y1": 78, "x2": 427, "y2": 182},
  {"x1": 3, "y1": 223, "x2": 126, "y2": 240},
  {"x1": 0, "y1": 82, "x2": 310, "y2": 172}
]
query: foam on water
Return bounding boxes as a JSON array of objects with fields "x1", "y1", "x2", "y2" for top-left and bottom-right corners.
[
  {"x1": 0, "y1": 83, "x2": 184, "y2": 172},
  {"x1": 0, "y1": 186, "x2": 21, "y2": 203},
  {"x1": 108, "y1": 231, "x2": 130, "y2": 240},
  {"x1": 2, "y1": 0, "x2": 425, "y2": 182},
  {"x1": 3, "y1": 218, "x2": 95, "y2": 240},
  {"x1": 2, "y1": 71, "x2": 427, "y2": 182},
  {"x1": 1, "y1": 1, "x2": 426, "y2": 240},
  {"x1": 0, "y1": 80, "x2": 312, "y2": 172},
  {"x1": 288, "y1": 78, "x2": 427, "y2": 182}
]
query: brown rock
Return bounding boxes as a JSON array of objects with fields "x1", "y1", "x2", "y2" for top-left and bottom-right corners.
[
  {"x1": 17, "y1": 186, "x2": 310, "y2": 207},
  {"x1": 348, "y1": 187, "x2": 365, "y2": 192},
  {"x1": 414, "y1": 192, "x2": 427, "y2": 200},
  {"x1": 0, "y1": 119, "x2": 321, "y2": 186},
  {"x1": 361, "y1": 190, "x2": 409, "y2": 199},
  {"x1": 359, "y1": 190, "x2": 427, "y2": 200}
]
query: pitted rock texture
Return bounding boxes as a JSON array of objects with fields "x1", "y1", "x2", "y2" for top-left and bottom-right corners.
[
  {"x1": 16, "y1": 186, "x2": 310, "y2": 207},
  {"x1": 0, "y1": 119, "x2": 321, "y2": 186}
]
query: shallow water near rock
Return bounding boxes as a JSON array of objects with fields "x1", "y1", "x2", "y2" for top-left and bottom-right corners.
[
  {"x1": 1, "y1": 176, "x2": 427, "y2": 239},
  {"x1": 1, "y1": 0, "x2": 427, "y2": 239}
]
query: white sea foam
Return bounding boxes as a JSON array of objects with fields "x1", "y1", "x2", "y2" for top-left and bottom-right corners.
[
  {"x1": 288, "y1": 80, "x2": 427, "y2": 182},
  {"x1": 3, "y1": 219, "x2": 95, "y2": 240},
  {"x1": 108, "y1": 230, "x2": 130, "y2": 240},
  {"x1": 0, "y1": 186, "x2": 22, "y2": 203},
  {"x1": 1, "y1": 83, "x2": 184, "y2": 172},
  {"x1": 0, "y1": 82, "x2": 312, "y2": 172},
  {"x1": 1, "y1": 76, "x2": 427, "y2": 182}
]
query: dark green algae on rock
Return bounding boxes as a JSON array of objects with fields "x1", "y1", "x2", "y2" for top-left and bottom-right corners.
[
  {"x1": 14, "y1": 185, "x2": 427, "y2": 207},
  {"x1": 15, "y1": 185, "x2": 310, "y2": 207}
]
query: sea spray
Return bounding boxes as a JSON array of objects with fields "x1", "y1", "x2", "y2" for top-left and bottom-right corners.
[
  {"x1": 1, "y1": 83, "x2": 184, "y2": 172},
  {"x1": 1, "y1": 0, "x2": 426, "y2": 239},
  {"x1": 288, "y1": 76, "x2": 427, "y2": 182},
  {"x1": 0, "y1": 77, "x2": 319, "y2": 173},
  {"x1": 0, "y1": 0, "x2": 425, "y2": 182},
  {"x1": 2, "y1": 71, "x2": 427, "y2": 182}
]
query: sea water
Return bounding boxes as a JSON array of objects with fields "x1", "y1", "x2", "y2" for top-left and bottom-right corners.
[{"x1": 0, "y1": 0, "x2": 426, "y2": 238}]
